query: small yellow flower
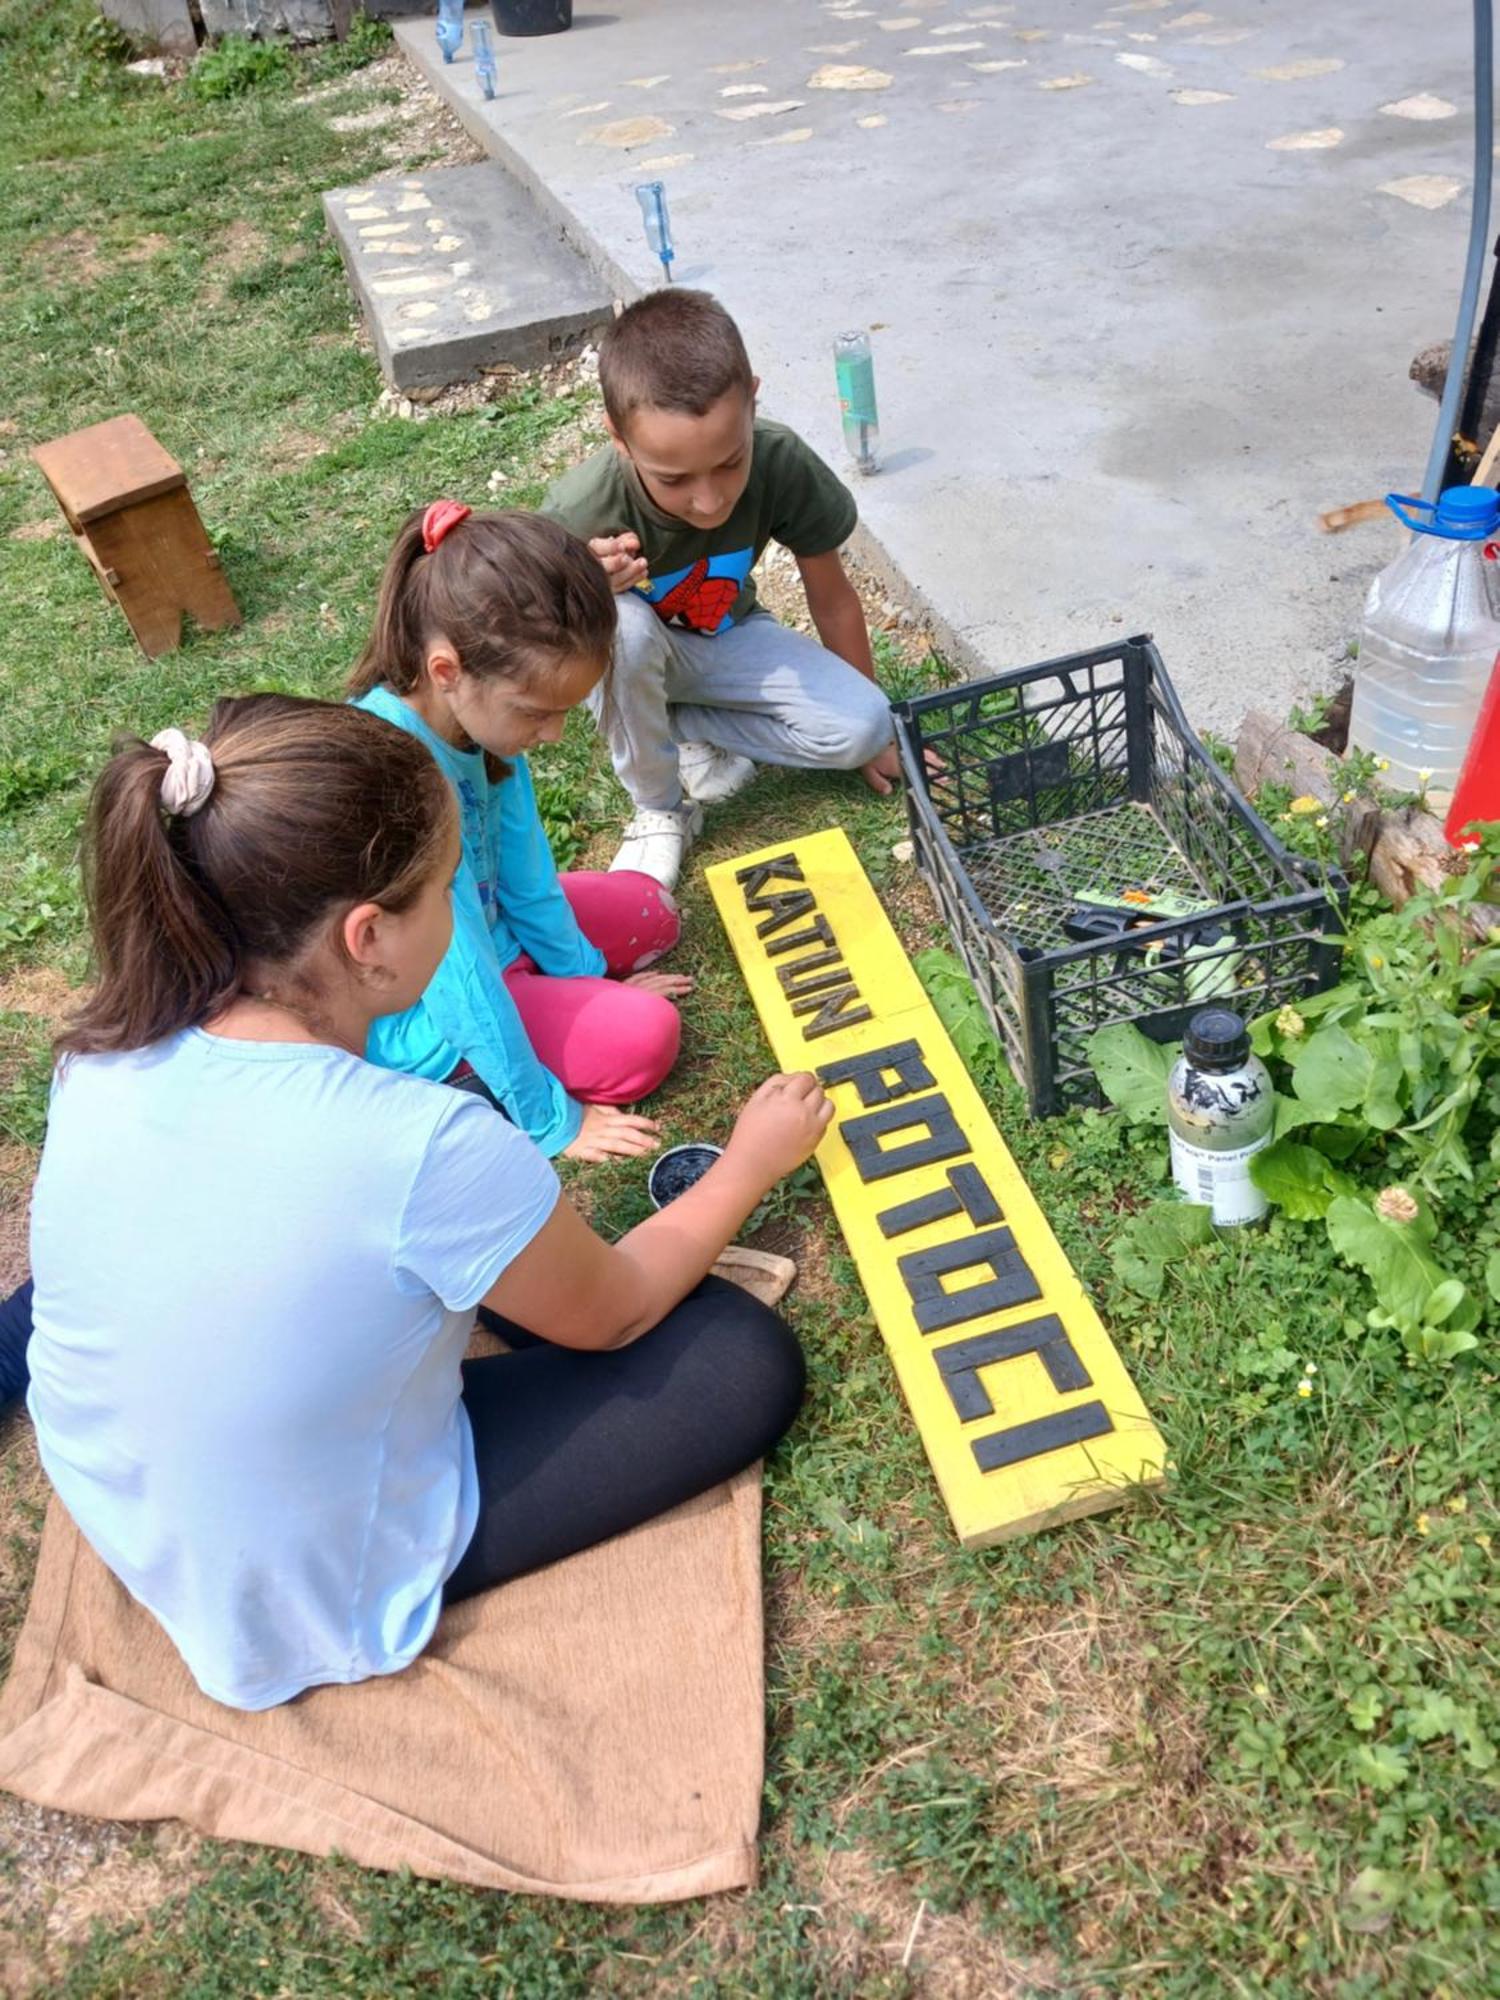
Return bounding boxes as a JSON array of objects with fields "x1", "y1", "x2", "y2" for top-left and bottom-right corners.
[
  {"x1": 1253, "y1": 1681, "x2": 1269, "y2": 1698},
  {"x1": 1276, "y1": 1005, "x2": 1306, "y2": 1038},
  {"x1": 1368, "y1": 954, "x2": 1385, "y2": 971},
  {"x1": 1446, "y1": 1495, "x2": 1468, "y2": 1514},
  {"x1": 1297, "y1": 1380, "x2": 1313, "y2": 1399},
  {"x1": 1305, "y1": 1361, "x2": 1318, "y2": 1375},
  {"x1": 1342, "y1": 790, "x2": 1356, "y2": 804},
  {"x1": 1418, "y1": 768, "x2": 1433, "y2": 785},
  {"x1": 1376, "y1": 1186, "x2": 1419, "y2": 1223},
  {"x1": 1289, "y1": 794, "x2": 1322, "y2": 815},
  {"x1": 1315, "y1": 815, "x2": 1330, "y2": 830},
  {"x1": 1476, "y1": 1531, "x2": 1493, "y2": 1551},
  {"x1": 1377, "y1": 758, "x2": 1390, "y2": 772},
  {"x1": 1416, "y1": 1513, "x2": 1431, "y2": 1536}
]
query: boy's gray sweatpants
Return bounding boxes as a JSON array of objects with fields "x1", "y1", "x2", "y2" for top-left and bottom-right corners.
[{"x1": 590, "y1": 591, "x2": 894, "y2": 812}]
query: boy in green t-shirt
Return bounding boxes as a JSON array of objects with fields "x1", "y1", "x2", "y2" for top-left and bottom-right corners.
[{"x1": 544, "y1": 289, "x2": 895, "y2": 888}]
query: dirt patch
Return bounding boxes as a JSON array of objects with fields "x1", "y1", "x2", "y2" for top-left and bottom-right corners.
[
  {"x1": 0, "y1": 1802, "x2": 201, "y2": 1997},
  {"x1": 217, "y1": 219, "x2": 269, "y2": 276},
  {"x1": 38, "y1": 230, "x2": 109, "y2": 284},
  {"x1": 261, "y1": 425, "x2": 336, "y2": 473},
  {"x1": 37, "y1": 229, "x2": 168, "y2": 284},
  {"x1": 0, "y1": 967, "x2": 76, "y2": 1056},
  {"x1": 9, "y1": 519, "x2": 62, "y2": 544},
  {"x1": 120, "y1": 232, "x2": 170, "y2": 266},
  {"x1": 370, "y1": 52, "x2": 487, "y2": 170},
  {"x1": 818, "y1": 1845, "x2": 1068, "y2": 1996}
]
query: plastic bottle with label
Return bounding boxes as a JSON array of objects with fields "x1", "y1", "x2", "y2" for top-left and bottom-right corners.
[
  {"x1": 1347, "y1": 485, "x2": 1500, "y2": 794},
  {"x1": 1166, "y1": 1007, "x2": 1273, "y2": 1228},
  {"x1": 833, "y1": 330, "x2": 880, "y2": 476}
]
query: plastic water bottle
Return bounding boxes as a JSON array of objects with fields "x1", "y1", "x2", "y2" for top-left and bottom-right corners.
[
  {"x1": 435, "y1": 0, "x2": 465, "y2": 63},
  {"x1": 472, "y1": 20, "x2": 497, "y2": 97},
  {"x1": 833, "y1": 330, "x2": 880, "y2": 476},
  {"x1": 1347, "y1": 486, "x2": 1500, "y2": 794},
  {"x1": 635, "y1": 181, "x2": 674, "y2": 284},
  {"x1": 1166, "y1": 1007, "x2": 1273, "y2": 1229}
]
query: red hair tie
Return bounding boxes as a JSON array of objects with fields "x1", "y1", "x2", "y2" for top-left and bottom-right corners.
[{"x1": 422, "y1": 499, "x2": 471, "y2": 553}]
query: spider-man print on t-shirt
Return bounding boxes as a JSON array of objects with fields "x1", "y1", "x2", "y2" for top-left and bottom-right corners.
[{"x1": 636, "y1": 548, "x2": 754, "y2": 635}]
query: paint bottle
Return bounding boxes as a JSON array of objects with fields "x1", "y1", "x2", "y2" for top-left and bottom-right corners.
[
  {"x1": 472, "y1": 20, "x2": 498, "y2": 98},
  {"x1": 1166, "y1": 1007, "x2": 1273, "y2": 1228},
  {"x1": 833, "y1": 330, "x2": 881, "y2": 476}
]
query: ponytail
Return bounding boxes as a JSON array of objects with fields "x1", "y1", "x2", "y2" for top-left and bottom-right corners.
[
  {"x1": 58, "y1": 695, "x2": 452, "y2": 1058},
  {"x1": 347, "y1": 506, "x2": 616, "y2": 699}
]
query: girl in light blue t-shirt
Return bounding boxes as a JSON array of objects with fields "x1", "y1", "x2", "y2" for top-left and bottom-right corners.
[
  {"x1": 350, "y1": 503, "x2": 693, "y2": 1165},
  {"x1": 27, "y1": 694, "x2": 826, "y2": 1710}
]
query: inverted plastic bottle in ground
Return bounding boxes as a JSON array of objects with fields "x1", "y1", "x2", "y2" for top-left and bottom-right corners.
[
  {"x1": 435, "y1": 0, "x2": 464, "y2": 62},
  {"x1": 1347, "y1": 485, "x2": 1500, "y2": 794},
  {"x1": 1166, "y1": 1007, "x2": 1273, "y2": 1228},
  {"x1": 833, "y1": 331, "x2": 880, "y2": 476},
  {"x1": 472, "y1": 20, "x2": 497, "y2": 97}
]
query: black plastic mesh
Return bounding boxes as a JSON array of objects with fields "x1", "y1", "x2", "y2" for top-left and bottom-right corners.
[{"x1": 895, "y1": 638, "x2": 1348, "y2": 1116}]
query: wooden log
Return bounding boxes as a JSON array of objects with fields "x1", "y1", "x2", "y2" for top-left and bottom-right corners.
[
  {"x1": 1233, "y1": 710, "x2": 1342, "y2": 805},
  {"x1": 1235, "y1": 712, "x2": 1499, "y2": 938}
]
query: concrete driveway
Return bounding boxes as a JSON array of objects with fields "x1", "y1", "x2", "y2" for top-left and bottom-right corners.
[{"x1": 397, "y1": 0, "x2": 1483, "y2": 731}]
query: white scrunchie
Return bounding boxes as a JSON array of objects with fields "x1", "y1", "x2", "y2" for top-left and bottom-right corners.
[{"x1": 150, "y1": 728, "x2": 216, "y2": 819}]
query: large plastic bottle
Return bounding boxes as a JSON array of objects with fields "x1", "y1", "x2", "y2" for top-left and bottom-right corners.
[{"x1": 1347, "y1": 486, "x2": 1500, "y2": 794}]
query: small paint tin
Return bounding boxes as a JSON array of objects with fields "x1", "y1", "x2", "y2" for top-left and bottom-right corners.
[{"x1": 648, "y1": 1143, "x2": 724, "y2": 1209}]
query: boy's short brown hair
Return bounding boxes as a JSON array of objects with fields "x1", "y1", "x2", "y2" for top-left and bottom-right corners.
[{"x1": 599, "y1": 289, "x2": 754, "y2": 435}]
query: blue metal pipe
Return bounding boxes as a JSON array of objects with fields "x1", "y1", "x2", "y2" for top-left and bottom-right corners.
[{"x1": 1423, "y1": 0, "x2": 1495, "y2": 500}]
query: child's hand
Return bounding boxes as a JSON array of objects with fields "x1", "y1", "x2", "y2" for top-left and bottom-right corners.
[
  {"x1": 859, "y1": 743, "x2": 944, "y2": 795},
  {"x1": 724, "y1": 1073, "x2": 833, "y2": 1188},
  {"x1": 860, "y1": 743, "x2": 903, "y2": 795},
  {"x1": 588, "y1": 533, "x2": 650, "y2": 594},
  {"x1": 623, "y1": 969, "x2": 695, "y2": 997},
  {"x1": 563, "y1": 1103, "x2": 662, "y2": 1162}
]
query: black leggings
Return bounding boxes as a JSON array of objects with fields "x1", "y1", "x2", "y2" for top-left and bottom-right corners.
[{"x1": 444, "y1": 1275, "x2": 804, "y2": 1602}]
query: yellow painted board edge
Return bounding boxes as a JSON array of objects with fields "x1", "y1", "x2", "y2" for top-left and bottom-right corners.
[{"x1": 706, "y1": 826, "x2": 1167, "y2": 1549}]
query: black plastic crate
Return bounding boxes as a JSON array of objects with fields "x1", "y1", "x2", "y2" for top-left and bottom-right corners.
[{"x1": 894, "y1": 636, "x2": 1347, "y2": 1116}]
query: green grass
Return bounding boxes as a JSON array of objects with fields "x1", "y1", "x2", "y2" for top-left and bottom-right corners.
[{"x1": 1, "y1": 7, "x2": 1497, "y2": 1996}]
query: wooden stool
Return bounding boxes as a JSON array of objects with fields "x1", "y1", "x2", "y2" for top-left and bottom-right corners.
[{"x1": 31, "y1": 414, "x2": 241, "y2": 659}]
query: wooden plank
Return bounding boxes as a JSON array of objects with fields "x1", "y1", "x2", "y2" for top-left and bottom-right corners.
[
  {"x1": 706, "y1": 827, "x2": 1166, "y2": 1548},
  {"x1": 32, "y1": 414, "x2": 184, "y2": 527}
]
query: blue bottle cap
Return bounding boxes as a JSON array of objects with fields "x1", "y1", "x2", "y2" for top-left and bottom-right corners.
[
  {"x1": 1434, "y1": 485, "x2": 1500, "y2": 536},
  {"x1": 1389, "y1": 486, "x2": 1500, "y2": 539}
]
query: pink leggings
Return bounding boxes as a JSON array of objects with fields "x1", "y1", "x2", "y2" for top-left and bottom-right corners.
[{"x1": 503, "y1": 871, "x2": 682, "y2": 1105}]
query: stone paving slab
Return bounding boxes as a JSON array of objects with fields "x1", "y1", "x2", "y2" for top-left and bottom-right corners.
[
  {"x1": 323, "y1": 163, "x2": 614, "y2": 391},
  {"x1": 393, "y1": 2, "x2": 1479, "y2": 730}
]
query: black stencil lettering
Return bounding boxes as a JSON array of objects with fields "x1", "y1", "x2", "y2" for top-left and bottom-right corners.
[
  {"x1": 933, "y1": 1314, "x2": 1092, "y2": 1419},
  {"x1": 816, "y1": 1040, "x2": 935, "y2": 1108},
  {"x1": 898, "y1": 1225, "x2": 1042, "y2": 1333},
  {"x1": 841, "y1": 1093, "x2": 970, "y2": 1182},
  {"x1": 755, "y1": 889, "x2": 817, "y2": 937},
  {"x1": 876, "y1": 1163, "x2": 1005, "y2": 1239},
  {"x1": 778, "y1": 950, "x2": 852, "y2": 1002},
  {"x1": 736, "y1": 854, "x2": 804, "y2": 897},
  {"x1": 971, "y1": 1402, "x2": 1114, "y2": 1473},
  {"x1": 877, "y1": 1185, "x2": 964, "y2": 1239},
  {"x1": 764, "y1": 915, "x2": 836, "y2": 958},
  {"x1": 799, "y1": 985, "x2": 874, "y2": 1041},
  {"x1": 949, "y1": 1163, "x2": 1002, "y2": 1227}
]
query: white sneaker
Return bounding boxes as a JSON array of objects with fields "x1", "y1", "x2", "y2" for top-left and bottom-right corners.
[
  {"x1": 610, "y1": 803, "x2": 704, "y2": 890},
  {"x1": 679, "y1": 740, "x2": 757, "y2": 806}
]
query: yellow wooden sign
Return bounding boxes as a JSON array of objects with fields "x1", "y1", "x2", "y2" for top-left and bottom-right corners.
[{"x1": 706, "y1": 827, "x2": 1166, "y2": 1547}]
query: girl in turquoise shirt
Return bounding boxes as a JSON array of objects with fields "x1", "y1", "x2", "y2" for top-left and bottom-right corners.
[{"x1": 351, "y1": 504, "x2": 691, "y2": 1162}]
